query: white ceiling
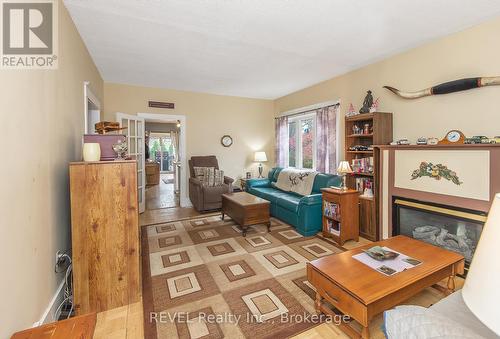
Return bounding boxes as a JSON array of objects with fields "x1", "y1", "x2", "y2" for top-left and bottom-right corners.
[{"x1": 64, "y1": 0, "x2": 500, "y2": 99}]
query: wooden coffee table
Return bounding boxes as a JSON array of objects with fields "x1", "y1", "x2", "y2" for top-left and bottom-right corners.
[
  {"x1": 221, "y1": 192, "x2": 270, "y2": 236},
  {"x1": 307, "y1": 235, "x2": 464, "y2": 338}
]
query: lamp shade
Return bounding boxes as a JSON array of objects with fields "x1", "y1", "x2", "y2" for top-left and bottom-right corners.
[
  {"x1": 462, "y1": 193, "x2": 500, "y2": 335},
  {"x1": 337, "y1": 161, "x2": 352, "y2": 174},
  {"x1": 254, "y1": 151, "x2": 268, "y2": 162}
]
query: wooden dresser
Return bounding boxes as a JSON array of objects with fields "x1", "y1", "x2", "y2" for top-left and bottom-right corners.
[{"x1": 69, "y1": 160, "x2": 141, "y2": 315}]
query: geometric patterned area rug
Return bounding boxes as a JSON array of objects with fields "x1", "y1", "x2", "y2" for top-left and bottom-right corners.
[{"x1": 141, "y1": 214, "x2": 344, "y2": 339}]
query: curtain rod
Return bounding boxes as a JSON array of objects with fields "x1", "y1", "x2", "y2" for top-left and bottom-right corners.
[{"x1": 275, "y1": 101, "x2": 340, "y2": 120}]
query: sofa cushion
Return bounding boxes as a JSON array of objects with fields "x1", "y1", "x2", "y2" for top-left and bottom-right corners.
[
  {"x1": 272, "y1": 167, "x2": 283, "y2": 182},
  {"x1": 276, "y1": 194, "x2": 301, "y2": 212},
  {"x1": 250, "y1": 187, "x2": 289, "y2": 204},
  {"x1": 312, "y1": 173, "x2": 341, "y2": 193}
]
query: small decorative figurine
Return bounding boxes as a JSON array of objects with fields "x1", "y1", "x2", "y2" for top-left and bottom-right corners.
[
  {"x1": 369, "y1": 97, "x2": 380, "y2": 113},
  {"x1": 416, "y1": 137, "x2": 428, "y2": 145},
  {"x1": 360, "y1": 90, "x2": 373, "y2": 113},
  {"x1": 427, "y1": 137, "x2": 439, "y2": 145},
  {"x1": 112, "y1": 140, "x2": 128, "y2": 160},
  {"x1": 346, "y1": 103, "x2": 358, "y2": 117},
  {"x1": 353, "y1": 125, "x2": 361, "y2": 135}
]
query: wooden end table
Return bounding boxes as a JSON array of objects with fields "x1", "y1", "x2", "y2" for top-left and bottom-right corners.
[
  {"x1": 307, "y1": 235, "x2": 464, "y2": 338},
  {"x1": 221, "y1": 192, "x2": 270, "y2": 236}
]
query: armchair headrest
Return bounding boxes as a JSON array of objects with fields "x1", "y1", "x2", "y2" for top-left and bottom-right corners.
[{"x1": 189, "y1": 156, "x2": 219, "y2": 177}]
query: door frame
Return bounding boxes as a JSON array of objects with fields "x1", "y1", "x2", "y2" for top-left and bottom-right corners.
[
  {"x1": 83, "y1": 81, "x2": 101, "y2": 134},
  {"x1": 138, "y1": 113, "x2": 189, "y2": 208}
]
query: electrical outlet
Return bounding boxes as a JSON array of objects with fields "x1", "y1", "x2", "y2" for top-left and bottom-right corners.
[{"x1": 54, "y1": 250, "x2": 66, "y2": 272}]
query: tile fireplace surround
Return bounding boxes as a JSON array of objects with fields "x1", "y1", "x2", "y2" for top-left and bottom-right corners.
[{"x1": 374, "y1": 144, "x2": 500, "y2": 240}]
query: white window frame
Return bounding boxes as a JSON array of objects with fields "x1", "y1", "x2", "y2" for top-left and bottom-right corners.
[{"x1": 287, "y1": 112, "x2": 317, "y2": 170}]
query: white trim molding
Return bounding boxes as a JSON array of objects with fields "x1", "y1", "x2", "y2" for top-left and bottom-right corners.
[
  {"x1": 33, "y1": 278, "x2": 66, "y2": 327},
  {"x1": 83, "y1": 81, "x2": 101, "y2": 134},
  {"x1": 278, "y1": 99, "x2": 340, "y2": 117}
]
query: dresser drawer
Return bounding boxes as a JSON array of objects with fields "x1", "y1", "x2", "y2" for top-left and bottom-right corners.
[{"x1": 307, "y1": 265, "x2": 367, "y2": 325}]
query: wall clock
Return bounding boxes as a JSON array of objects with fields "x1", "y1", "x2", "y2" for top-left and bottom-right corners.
[
  {"x1": 221, "y1": 135, "x2": 233, "y2": 147},
  {"x1": 438, "y1": 130, "x2": 465, "y2": 144}
]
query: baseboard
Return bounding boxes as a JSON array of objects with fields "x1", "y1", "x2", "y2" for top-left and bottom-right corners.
[{"x1": 33, "y1": 278, "x2": 66, "y2": 327}]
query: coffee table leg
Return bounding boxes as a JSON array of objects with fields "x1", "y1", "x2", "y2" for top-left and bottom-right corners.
[
  {"x1": 267, "y1": 221, "x2": 271, "y2": 232},
  {"x1": 362, "y1": 325, "x2": 370, "y2": 339},
  {"x1": 242, "y1": 226, "x2": 247, "y2": 237},
  {"x1": 447, "y1": 275, "x2": 456, "y2": 292},
  {"x1": 315, "y1": 292, "x2": 322, "y2": 314}
]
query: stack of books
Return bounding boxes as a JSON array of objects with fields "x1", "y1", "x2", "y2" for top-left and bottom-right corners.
[{"x1": 323, "y1": 201, "x2": 340, "y2": 219}]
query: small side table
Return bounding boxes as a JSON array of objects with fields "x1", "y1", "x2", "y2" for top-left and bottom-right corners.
[{"x1": 321, "y1": 188, "x2": 360, "y2": 246}]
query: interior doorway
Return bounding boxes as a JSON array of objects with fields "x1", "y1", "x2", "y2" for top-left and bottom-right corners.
[{"x1": 138, "y1": 113, "x2": 187, "y2": 210}]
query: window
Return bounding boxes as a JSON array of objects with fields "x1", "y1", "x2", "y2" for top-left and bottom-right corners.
[{"x1": 288, "y1": 114, "x2": 316, "y2": 169}]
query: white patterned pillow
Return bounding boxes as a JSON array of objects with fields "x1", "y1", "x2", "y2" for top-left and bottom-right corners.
[
  {"x1": 193, "y1": 166, "x2": 214, "y2": 183},
  {"x1": 214, "y1": 169, "x2": 224, "y2": 186}
]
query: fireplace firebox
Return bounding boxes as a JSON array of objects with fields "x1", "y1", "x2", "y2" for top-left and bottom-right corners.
[{"x1": 393, "y1": 197, "x2": 486, "y2": 272}]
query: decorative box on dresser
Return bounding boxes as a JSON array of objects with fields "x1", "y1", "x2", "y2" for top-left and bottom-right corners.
[
  {"x1": 69, "y1": 160, "x2": 141, "y2": 315},
  {"x1": 321, "y1": 188, "x2": 360, "y2": 246},
  {"x1": 345, "y1": 112, "x2": 393, "y2": 241}
]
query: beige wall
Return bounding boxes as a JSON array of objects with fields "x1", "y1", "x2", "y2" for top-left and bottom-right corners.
[
  {"x1": 103, "y1": 83, "x2": 275, "y2": 180},
  {"x1": 0, "y1": 1, "x2": 103, "y2": 336},
  {"x1": 275, "y1": 16, "x2": 500, "y2": 160}
]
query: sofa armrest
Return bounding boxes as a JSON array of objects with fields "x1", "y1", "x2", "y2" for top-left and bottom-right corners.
[
  {"x1": 299, "y1": 193, "x2": 323, "y2": 206},
  {"x1": 246, "y1": 178, "x2": 271, "y2": 189}
]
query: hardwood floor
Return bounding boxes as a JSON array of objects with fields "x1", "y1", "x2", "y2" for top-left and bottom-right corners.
[
  {"x1": 139, "y1": 206, "x2": 205, "y2": 226},
  {"x1": 96, "y1": 206, "x2": 464, "y2": 339},
  {"x1": 94, "y1": 301, "x2": 143, "y2": 339},
  {"x1": 145, "y1": 173, "x2": 179, "y2": 210}
]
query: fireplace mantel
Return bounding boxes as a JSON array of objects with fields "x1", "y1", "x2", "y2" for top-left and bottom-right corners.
[{"x1": 374, "y1": 144, "x2": 500, "y2": 239}]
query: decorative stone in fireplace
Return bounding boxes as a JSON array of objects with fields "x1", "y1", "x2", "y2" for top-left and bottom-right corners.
[{"x1": 393, "y1": 197, "x2": 487, "y2": 270}]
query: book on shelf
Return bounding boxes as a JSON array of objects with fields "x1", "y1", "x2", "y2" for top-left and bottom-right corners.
[
  {"x1": 355, "y1": 177, "x2": 373, "y2": 193},
  {"x1": 323, "y1": 201, "x2": 340, "y2": 220},
  {"x1": 351, "y1": 157, "x2": 374, "y2": 174},
  {"x1": 326, "y1": 219, "x2": 340, "y2": 236}
]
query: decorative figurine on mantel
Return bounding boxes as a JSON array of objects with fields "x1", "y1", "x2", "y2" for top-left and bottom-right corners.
[
  {"x1": 369, "y1": 97, "x2": 380, "y2": 113},
  {"x1": 346, "y1": 103, "x2": 358, "y2": 117},
  {"x1": 360, "y1": 90, "x2": 373, "y2": 113}
]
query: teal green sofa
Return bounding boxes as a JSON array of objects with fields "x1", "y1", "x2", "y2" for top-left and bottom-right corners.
[{"x1": 246, "y1": 167, "x2": 341, "y2": 236}]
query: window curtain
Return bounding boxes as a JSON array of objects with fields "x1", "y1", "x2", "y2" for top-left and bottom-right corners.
[
  {"x1": 275, "y1": 116, "x2": 288, "y2": 167},
  {"x1": 316, "y1": 105, "x2": 338, "y2": 173}
]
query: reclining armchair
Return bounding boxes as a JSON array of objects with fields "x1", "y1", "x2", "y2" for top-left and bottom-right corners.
[{"x1": 188, "y1": 156, "x2": 234, "y2": 212}]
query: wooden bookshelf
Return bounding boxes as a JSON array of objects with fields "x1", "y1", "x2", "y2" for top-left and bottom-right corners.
[
  {"x1": 321, "y1": 188, "x2": 360, "y2": 246},
  {"x1": 345, "y1": 112, "x2": 393, "y2": 241}
]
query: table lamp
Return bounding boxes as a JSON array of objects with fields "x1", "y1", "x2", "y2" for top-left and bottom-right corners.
[
  {"x1": 462, "y1": 193, "x2": 500, "y2": 335},
  {"x1": 337, "y1": 161, "x2": 352, "y2": 191},
  {"x1": 254, "y1": 151, "x2": 268, "y2": 178}
]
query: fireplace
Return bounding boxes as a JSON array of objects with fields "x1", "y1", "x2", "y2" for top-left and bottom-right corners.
[{"x1": 393, "y1": 197, "x2": 486, "y2": 271}]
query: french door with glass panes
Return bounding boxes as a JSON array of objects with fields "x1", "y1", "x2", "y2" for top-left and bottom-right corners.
[
  {"x1": 149, "y1": 133, "x2": 174, "y2": 173},
  {"x1": 116, "y1": 113, "x2": 146, "y2": 213}
]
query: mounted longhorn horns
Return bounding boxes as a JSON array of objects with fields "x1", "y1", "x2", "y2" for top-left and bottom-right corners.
[{"x1": 384, "y1": 77, "x2": 500, "y2": 99}]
